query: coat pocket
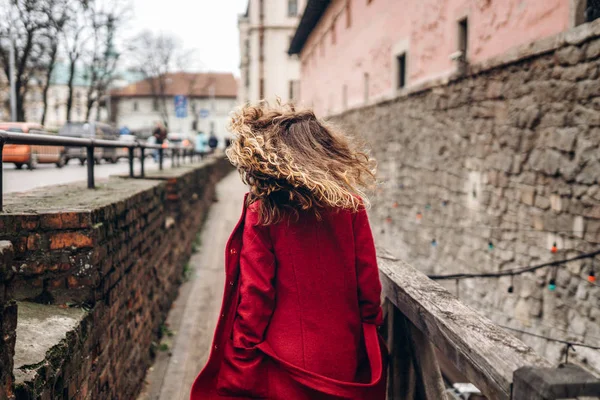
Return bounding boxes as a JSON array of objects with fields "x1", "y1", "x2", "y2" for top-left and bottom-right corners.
[{"x1": 216, "y1": 338, "x2": 269, "y2": 398}]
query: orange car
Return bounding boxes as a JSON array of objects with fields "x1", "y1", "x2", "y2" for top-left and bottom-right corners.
[{"x1": 0, "y1": 122, "x2": 66, "y2": 169}]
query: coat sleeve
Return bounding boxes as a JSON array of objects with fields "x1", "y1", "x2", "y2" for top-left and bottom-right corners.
[
  {"x1": 353, "y1": 206, "x2": 383, "y2": 326},
  {"x1": 216, "y1": 206, "x2": 275, "y2": 398}
]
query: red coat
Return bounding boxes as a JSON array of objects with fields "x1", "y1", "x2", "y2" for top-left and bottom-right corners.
[{"x1": 190, "y1": 194, "x2": 387, "y2": 400}]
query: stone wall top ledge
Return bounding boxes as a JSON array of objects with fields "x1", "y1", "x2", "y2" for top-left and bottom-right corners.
[{"x1": 0, "y1": 178, "x2": 162, "y2": 216}]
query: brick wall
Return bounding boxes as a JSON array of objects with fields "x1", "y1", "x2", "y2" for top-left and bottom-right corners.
[
  {"x1": 334, "y1": 25, "x2": 600, "y2": 373},
  {"x1": 0, "y1": 157, "x2": 233, "y2": 399},
  {"x1": 0, "y1": 242, "x2": 16, "y2": 400}
]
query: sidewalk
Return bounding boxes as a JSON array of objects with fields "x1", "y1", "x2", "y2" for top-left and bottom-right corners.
[{"x1": 138, "y1": 171, "x2": 247, "y2": 400}]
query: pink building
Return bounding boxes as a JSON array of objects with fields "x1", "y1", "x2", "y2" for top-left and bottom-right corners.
[{"x1": 289, "y1": 0, "x2": 599, "y2": 116}]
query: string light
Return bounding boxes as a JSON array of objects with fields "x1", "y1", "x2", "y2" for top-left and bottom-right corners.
[
  {"x1": 427, "y1": 249, "x2": 600, "y2": 281},
  {"x1": 385, "y1": 216, "x2": 392, "y2": 224},
  {"x1": 488, "y1": 241, "x2": 494, "y2": 251},
  {"x1": 442, "y1": 200, "x2": 448, "y2": 207},
  {"x1": 425, "y1": 204, "x2": 431, "y2": 210},
  {"x1": 589, "y1": 259, "x2": 596, "y2": 283},
  {"x1": 507, "y1": 274, "x2": 514, "y2": 293},
  {"x1": 431, "y1": 239, "x2": 437, "y2": 247},
  {"x1": 499, "y1": 326, "x2": 600, "y2": 362},
  {"x1": 551, "y1": 242, "x2": 558, "y2": 253},
  {"x1": 393, "y1": 201, "x2": 399, "y2": 208},
  {"x1": 416, "y1": 212, "x2": 423, "y2": 221}
]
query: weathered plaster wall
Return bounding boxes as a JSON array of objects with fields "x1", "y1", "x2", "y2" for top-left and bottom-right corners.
[
  {"x1": 300, "y1": 0, "x2": 571, "y2": 116},
  {"x1": 333, "y1": 22, "x2": 600, "y2": 374}
]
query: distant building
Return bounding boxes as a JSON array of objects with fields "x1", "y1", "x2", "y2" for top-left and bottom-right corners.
[
  {"x1": 110, "y1": 72, "x2": 238, "y2": 147},
  {"x1": 238, "y1": 0, "x2": 306, "y2": 104},
  {"x1": 0, "y1": 63, "x2": 144, "y2": 129},
  {"x1": 289, "y1": 0, "x2": 600, "y2": 117}
]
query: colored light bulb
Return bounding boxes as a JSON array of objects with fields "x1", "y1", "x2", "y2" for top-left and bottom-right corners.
[
  {"x1": 385, "y1": 217, "x2": 392, "y2": 224},
  {"x1": 442, "y1": 200, "x2": 448, "y2": 207},
  {"x1": 551, "y1": 243, "x2": 558, "y2": 253},
  {"x1": 431, "y1": 239, "x2": 437, "y2": 247},
  {"x1": 425, "y1": 204, "x2": 431, "y2": 210},
  {"x1": 548, "y1": 278, "x2": 556, "y2": 291},
  {"x1": 416, "y1": 212, "x2": 423, "y2": 221},
  {"x1": 488, "y1": 241, "x2": 494, "y2": 251},
  {"x1": 507, "y1": 285, "x2": 514, "y2": 293},
  {"x1": 589, "y1": 270, "x2": 596, "y2": 283},
  {"x1": 393, "y1": 202, "x2": 399, "y2": 208}
]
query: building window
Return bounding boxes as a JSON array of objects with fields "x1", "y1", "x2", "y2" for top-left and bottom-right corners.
[
  {"x1": 331, "y1": 18, "x2": 337, "y2": 44},
  {"x1": 259, "y1": 78, "x2": 265, "y2": 99},
  {"x1": 586, "y1": 0, "x2": 600, "y2": 22},
  {"x1": 458, "y1": 17, "x2": 468, "y2": 60},
  {"x1": 133, "y1": 101, "x2": 138, "y2": 112},
  {"x1": 363, "y1": 73, "x2": 369, "y2": 103},
  {"x1": 346, "y1": 0, "x2": 352, "y2": 28},
  {"x1": 289, "y1": 80, "x2": 299, "y2": 101},
  {"x1": 397, "y1": 53, "x2": 406, "y2": 89},
  {"x1": 342, "y1": 84, "x2": 348, "y2": 110},
  {"x1": 288, "y1": 0, "x2": 298, "y2": 16},
  {"x1": 259, "y1": 33, "x2": 265, "y2": 61}
]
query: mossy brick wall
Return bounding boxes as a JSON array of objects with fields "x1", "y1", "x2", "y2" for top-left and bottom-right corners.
[
  {"x1": 334, "y1": 23, "x2": 600, "y2": 373},
  {"x1": 0, "y1": 242, "x2": 16, "y2": 400},
  {"x1": 0, "y1": 157, "x2": 233, "y2": 399}
]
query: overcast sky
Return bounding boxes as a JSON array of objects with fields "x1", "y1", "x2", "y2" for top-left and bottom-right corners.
[{"x1": 128, "y1": 0, "x2": 249, "y2": 76}]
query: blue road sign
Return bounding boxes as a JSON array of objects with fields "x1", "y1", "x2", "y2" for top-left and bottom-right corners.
[
  {"x1": 174, "y1": 95, "x2": 188, "y2": 118},
  {"x1": 199, "y1": 108, "x2": 210, "y2": 119}
]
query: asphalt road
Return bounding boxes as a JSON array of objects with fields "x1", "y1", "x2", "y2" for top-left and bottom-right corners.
[{"x1": 2, "y1": 158, "x2": 161, "y2": 194}]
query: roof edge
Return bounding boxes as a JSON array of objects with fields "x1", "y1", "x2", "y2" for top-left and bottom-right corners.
[{"x1": 288, "y1": 0, "x2": 331, "y2": 55}]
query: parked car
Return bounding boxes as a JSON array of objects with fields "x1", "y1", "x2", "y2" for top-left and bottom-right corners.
[
  {"x1": 0, "y1": 122, "x2": 66, "y2": 169},
  {"x1": 115, "y1": 134, "x2": 137, "y2": 160},
  {"x1": 167, "y1": 132, "x2": 196, "y2": 149},
  {"x1": 58, "y1": 122, "x2": 120, "y2": 165},
  {"x1": 115, "y1": 134, "x2": 153, "y2": 159}
]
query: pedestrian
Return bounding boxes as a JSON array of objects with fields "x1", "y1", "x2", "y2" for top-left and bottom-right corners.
[
  {"x1": 152, "y1": 122, "x2": 167, "y2": 162},
  {"x1": 190, "y1": 102, "x2": 387, "y2": 400},
  {"x1": 207, "y1": 133, "x2": 218, "y2": 152},
  {"x1": 196, "y1": 130, "x2": 208, "y2": 154}
]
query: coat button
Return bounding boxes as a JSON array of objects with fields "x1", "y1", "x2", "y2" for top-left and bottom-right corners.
[{"x1": 230, "y1": 248, "x2": 237, "y2": 254}]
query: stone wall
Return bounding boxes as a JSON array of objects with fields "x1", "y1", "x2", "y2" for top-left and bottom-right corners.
[
  {"x1": 0, "y1": 242, "x2": 16, "y2": 400},
  {"x1": 334, "y1": 24, "x2": 600, "y2": 374},
  {"x1": 0, "y1": 157, "x2": 233, "y2": 399}
]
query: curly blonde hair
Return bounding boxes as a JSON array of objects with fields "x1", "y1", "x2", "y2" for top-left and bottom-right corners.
[{"x1": 226, "y1": 101, "x2": 376, "y2": 225}]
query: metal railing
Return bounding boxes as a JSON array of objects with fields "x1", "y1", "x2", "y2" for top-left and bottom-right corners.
[{"x1": 0, "y1": 130, "x2": 208, "y2": 211}]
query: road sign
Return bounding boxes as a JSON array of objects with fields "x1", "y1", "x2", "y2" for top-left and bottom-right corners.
[
  {"x1": 199, "y1": 108, "x2": 210, "y2": 119},
  {"x1": 174, "y1": 95, "x2": 188, "y2": 118}
]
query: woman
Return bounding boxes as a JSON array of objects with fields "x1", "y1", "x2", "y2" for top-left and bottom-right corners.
[{"x1": 191, "y1": 102, "x2": 387, "y2": 400}]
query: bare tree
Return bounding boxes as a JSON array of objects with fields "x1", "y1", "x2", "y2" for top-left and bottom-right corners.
[
  {"x1": 128, "y1": 31, "x2": 187, "y2": 129},
  {"x1": 39, "y1": 0, "x2": 70, "y2": 125},
  {"x1": 0, "y1": 0, "x2": 52, "y2": 121},
  {"x1": 83, "y1": 0, "x2": 130, "y2": 121}
]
